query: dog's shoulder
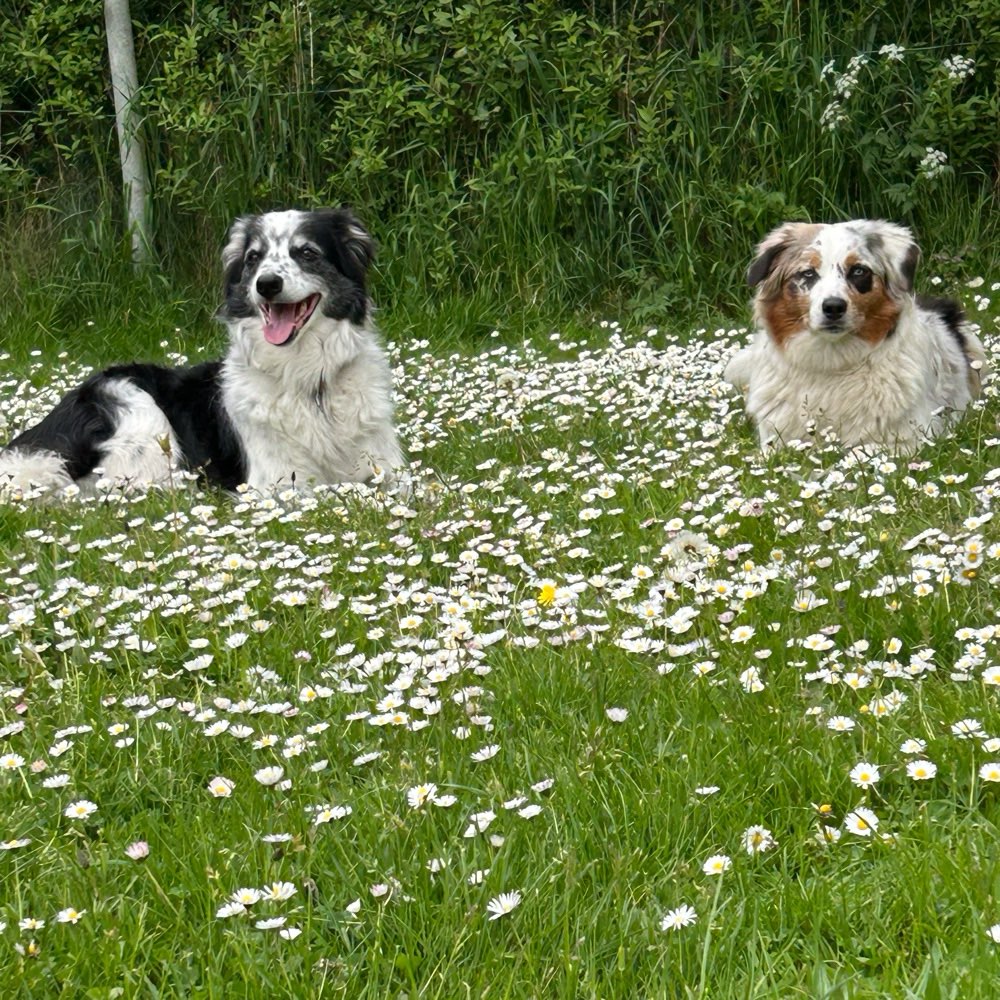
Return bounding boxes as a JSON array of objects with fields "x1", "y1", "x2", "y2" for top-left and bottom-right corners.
[
  {"x1": 915, "y1": 294, "x2": 965, "y2": 337},
  {"x1": 915, "y1": 294, "x2": 988, "y2": 398}
]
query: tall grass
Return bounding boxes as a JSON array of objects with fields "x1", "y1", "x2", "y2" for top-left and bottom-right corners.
[{"x1": 2, "y1": 0, "x2": 998, "y2": 330}]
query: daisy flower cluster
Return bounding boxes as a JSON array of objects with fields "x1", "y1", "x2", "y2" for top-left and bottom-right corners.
[
  {"x1": 216, "y1": 881, "x2": 302, "y2": 938},
  {"x1": 0, "y1": 300, "x2": 997, "y2": 984}
]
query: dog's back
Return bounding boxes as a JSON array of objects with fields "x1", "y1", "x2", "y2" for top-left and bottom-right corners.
[{"x1": 917, "y1": 294, "x2": 987, "y2": 398}]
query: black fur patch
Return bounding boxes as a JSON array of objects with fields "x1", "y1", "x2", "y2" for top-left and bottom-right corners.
[
  {"x1": 6, "y1": 364, "x2": 247, "y2": 489},
  {"x1": 6, "y1": 376, "x2": 120, "y2": 480},
  {"x1": 104, "y1": 363, "x2": 246, "y2": 489},
  {"x1": 917, "y1": 295, "x2": 968, "y2": 355},
  {"x1": 847, "y1": 267, "x2": 873, "y2": 294},
  {"x1": 747, "y1": 243, "x2": 786, "y2": 287},
  {"x1": 296, "y1": 209, "x2": 374, "y2": 324},
  {"x1": 218, "y1": 217, "x2": 263, "y2": 321},
  {"x1": 900, "y1": 243, "x2": 920, "y2": 291}
]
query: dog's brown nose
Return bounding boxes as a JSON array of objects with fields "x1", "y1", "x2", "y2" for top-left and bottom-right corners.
[
  {"x1": 822, "y1": 297, "x2": 847, "y2": 321},
  {"x1": 256, "y1": 274, "x2": 283, "y2": 299}
]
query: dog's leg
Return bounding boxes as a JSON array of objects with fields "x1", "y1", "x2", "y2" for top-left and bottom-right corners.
[{"x1": 0, "y1": 450, "x2": 74, "y2": 497}]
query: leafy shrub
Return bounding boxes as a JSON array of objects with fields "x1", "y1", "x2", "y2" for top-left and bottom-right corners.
[{"x1": 1, "y1": 0, "x2": 997, "y2": 318}]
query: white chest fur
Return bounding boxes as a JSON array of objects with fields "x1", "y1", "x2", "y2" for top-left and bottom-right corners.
[
  {"x1": 222, "y1": 316, "x2": 403, "y2": 490},
  {"x1": 735, "y1": 307, "x2": 973, "y2": 453}
]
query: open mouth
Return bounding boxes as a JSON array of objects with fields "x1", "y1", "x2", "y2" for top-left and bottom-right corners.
[{"x1": 260, "y1": 294, "x2": 321, "y2": 346}]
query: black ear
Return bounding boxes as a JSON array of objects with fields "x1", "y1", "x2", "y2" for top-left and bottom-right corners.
[
  {"x1": 220, "y1": 215, "x2": 255, "y2": 291},
  {"x1": 216, "y1": 215, "x2": 259, "y2": 321},
  {"x1": 747, "y1": 222, "x2": 815, "y2": 287},
  {"x1": 309, "y1": 208, "x2": 376, "y2": 286},
  {"x1": 853, "y1": 220, "x2": 920, "y2": 295},
  {"x1": 747, "y1": 242, "x2": 786, "y2": 287},
  {"x1": 900, "y1": 241, "x2": 920, "y2": 292},
  {"x1": 338, "y1": 208, "x2": 376, "y2": 281}
]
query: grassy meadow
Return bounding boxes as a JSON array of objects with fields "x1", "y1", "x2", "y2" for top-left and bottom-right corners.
[
  {"x1": 3, "y1": 3, "x2": 1000, "y2": 995},
  {"x1": 0, "y1": 266, "x2": 998, "y2": 997}
]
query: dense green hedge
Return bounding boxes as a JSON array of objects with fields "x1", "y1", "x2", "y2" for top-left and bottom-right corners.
[{"x1": 2, "y1": 1, "x2": 998, "y2": 314}]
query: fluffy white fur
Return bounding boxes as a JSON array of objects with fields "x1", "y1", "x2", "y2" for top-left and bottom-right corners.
[
  {"x1": 88, "y1": 381, "x2": 180, "y2": 483},
  {"x1": 221, "y1": 315, "x2": 403, "y2": 490},
  {"x1": 726, "y1": 220, "x2": 987, "y2": 453},
  {"x1": 0, "y1": 449, "x2": 76, "y2": 495}
]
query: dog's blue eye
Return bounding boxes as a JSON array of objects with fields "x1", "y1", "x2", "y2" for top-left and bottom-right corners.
[
  {"x1": 797, "y1": 268, "x2": 818, "y2": 283},
  {"x1": 849, "y1": 265, "x2": 871, "y2": 278}
]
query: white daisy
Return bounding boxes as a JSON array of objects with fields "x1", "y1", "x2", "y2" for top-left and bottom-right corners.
[
  {"x1": 660, "y1": 904, "x2": 698, "y2": 931},
  {"x1": 486, "y1": 890, "x2": 522, "y2": 920}
]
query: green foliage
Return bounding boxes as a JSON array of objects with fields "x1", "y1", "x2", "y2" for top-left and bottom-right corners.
[{"x1": 1, "y1": 0, "x2": 998, "y2": 320}]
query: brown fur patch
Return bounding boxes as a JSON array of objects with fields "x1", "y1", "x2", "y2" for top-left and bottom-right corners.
[
  {"x1": 760, "y1": 286, "x2": 810, "y2": 347},
  {"x1": 849, "y1": 276, "x2": 900, "y2": 345},
  {"x1": 757, "y1": 250, "x2": 822, "y2": 310},
  {"x1": 750, "y1": 223, "x2": 823, "y2": 299},
  {"x1": 752, "y1": 226, "x2": 822, "y2": 347}
]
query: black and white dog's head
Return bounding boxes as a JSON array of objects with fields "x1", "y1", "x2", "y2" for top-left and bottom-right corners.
[{"x1": 218, "y1": 208, "x2": 376, "y2": 345}]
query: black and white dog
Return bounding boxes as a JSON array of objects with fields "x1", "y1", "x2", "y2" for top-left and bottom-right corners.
[{"x1": 0, "y1": 208, "x2": 406, "y2": 496}]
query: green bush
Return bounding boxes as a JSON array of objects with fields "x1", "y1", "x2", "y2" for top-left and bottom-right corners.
[{"x1": 1, "y1": 0, "x2": 998, "y2": 319}]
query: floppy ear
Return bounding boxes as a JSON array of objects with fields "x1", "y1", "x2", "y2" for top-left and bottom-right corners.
[
  {"x1": 856, "y1": 220, "x2": 919, "y2": 294},
  {"x1": 317, "y1": 207, "x2": 376, "y2": 286},
  {"x1": 340, "y1": 210, "x2": 376, "y2": 279},
  {"x1": 215, "y1": 215, "x2": 260, "y2": 321},
  {"x1": 222, "y1": 215, "x2": 254, "y2": 269},
  {"x1": 900, "y1": 242, "x2": 920, "y2": 291},
  {"x1": 747, "y1": 222, "x2": 818, "y2": 287},
  {"x1": 220, "y1": 215, "x2": 256, "y2": 289}
]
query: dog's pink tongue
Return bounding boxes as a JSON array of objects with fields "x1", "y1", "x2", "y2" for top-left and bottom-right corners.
[{"x1": 263, "y1": 303, "x2": 299, "y2": 345}]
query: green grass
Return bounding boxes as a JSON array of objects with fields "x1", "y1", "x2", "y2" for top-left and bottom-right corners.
[
  {"x1": 3, "y1": 4, "x2": 999, "y2": 990},
  {"x1": 0, "y1": 265, "x2": 999, "y2": 996}
]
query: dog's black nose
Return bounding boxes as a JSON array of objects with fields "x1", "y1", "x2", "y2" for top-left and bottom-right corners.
[
  {"x1": 256, "y1": 274, "x2": 283, "y2": 299},
  {"x1": 822, "y1": 297, "x2": 847, "y2": 321}
]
